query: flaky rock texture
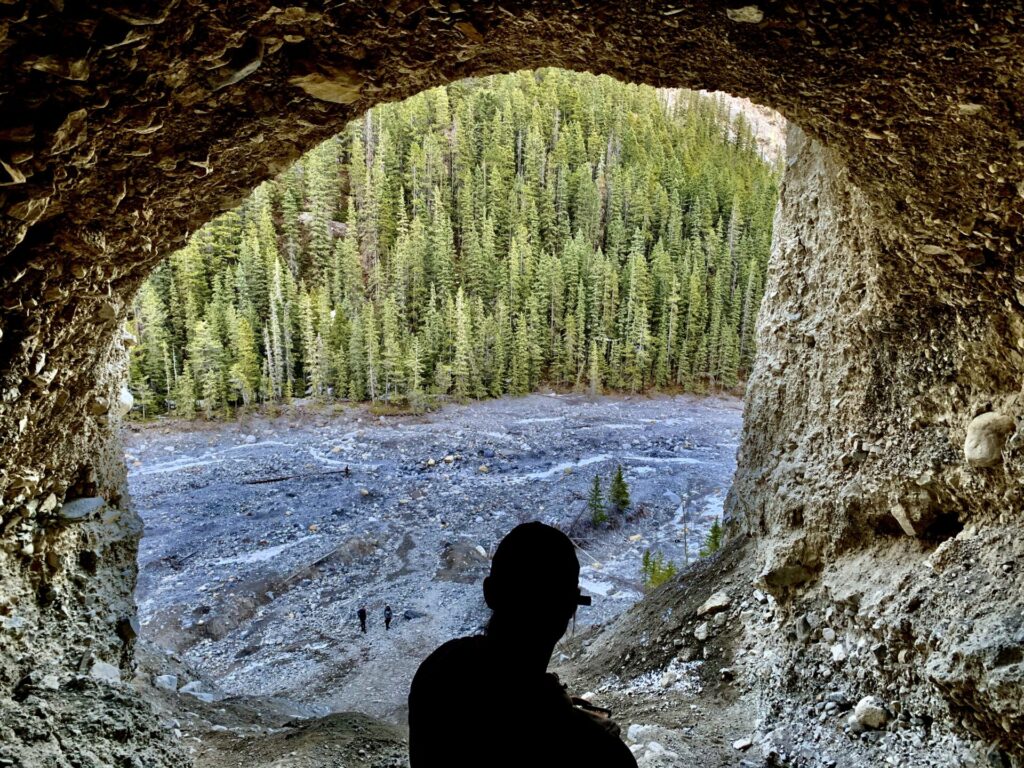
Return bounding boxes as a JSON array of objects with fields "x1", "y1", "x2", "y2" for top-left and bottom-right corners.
[
  {"x1": 0, "y1": 2, "x2": 1021, "y2": 765},
  {"x1": 733, "y1": 125, "x2": 1023, "y2": 765}
]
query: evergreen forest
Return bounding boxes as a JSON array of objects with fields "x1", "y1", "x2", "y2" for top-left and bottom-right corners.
[{"x1": 128, "y1": 69, "x2": 780, "y2": 418}]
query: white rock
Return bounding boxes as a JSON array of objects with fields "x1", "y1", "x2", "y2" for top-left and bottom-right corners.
[
  {"x1": 180, "y1": 681, "x2": 216, "y2": 703},
  {"x1": 1, "y1": 615, "x2": 26, "y2": 634},
  {"x1": 726, "y1": 5, "x2": 764, "y2": 23},
  {"x1": 39, "y1": 674, "x2": 60, "y2": 691},
  {"x1": 853, "y1": 695, "x2": 890, "y2": 729},
  {"x1": 822, "y1": 627, "x2": 837, "y2": 643},
  {"x1": 733, "y1": 738, "x2": 753, "y2": 751},
  {"x1": 831, "y1": 643, "x2": 848, "y2": 663},
  {"x1": 659, "y1": 670, "x2": 678, "y2": 688},
  {"x1": 697, "y1": 591, "x2": 731, "y2": 617},
  {"x1": 116, "y1": 383, "x2": 134, "y2": 418},
  {"x1": 694, "y1": 622, "x2": 709, "y2": 641},
  {"x1": 59, "y1": 496, "x2": 105, "y2": 521},
  {"x1": 89, "y1": 661, "x2": 121, "y2": 684},
  {"x1": 627, "y1": 723, "x2": 655, "y2": 743},
  {"x1": 154, "y1": 674, "x2": 178, "y2": 692},
  {"x1": 964, "y1": 412, "x2": 1015, "y2": 467}
]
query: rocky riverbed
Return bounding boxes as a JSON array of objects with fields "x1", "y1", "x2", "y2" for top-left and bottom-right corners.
[{"x1": 126, "y1": 392, "x2": 742, "y2": 724}]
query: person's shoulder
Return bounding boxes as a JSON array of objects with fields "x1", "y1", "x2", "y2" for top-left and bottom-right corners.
[
  {"x1": 410, "y1": 635, "x2": 487, "y2": 715},
  {"x1": 413, "y1": 635, "x2": 486, "y2": 681},
  {"x1": 421, "y1": 634, "x2": 486, "y2": 667}
]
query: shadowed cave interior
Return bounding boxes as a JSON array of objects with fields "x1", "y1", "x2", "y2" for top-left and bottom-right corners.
[{"x1": 0, "y1": 3, "x2": 1022, "y2": 767}]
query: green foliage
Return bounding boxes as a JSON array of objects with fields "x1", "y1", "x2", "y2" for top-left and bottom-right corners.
[
  {"x1": 609, "y1": 465, "x2": 631, "y2": 514},
  {"x1": 641, "y1": 549, "x2": 678, "y2": 591},
  {"x1": 588, "y1": 474, "x2": 607, "y2": 526},
  {"x1": 129, "y1": 69, "x2": 778, "y2": 417},
  {"x1": 700, "y1": 518, "x2": 724, "y2": 557},
  {"x1": 173, "y1": 363, "x2": 197, "y2": 419}
]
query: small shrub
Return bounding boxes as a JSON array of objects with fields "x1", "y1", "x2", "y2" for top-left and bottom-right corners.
[
  {"x1": 406, "y1": 390, "x2": 432, "y2": 415},
  {"x1": 641, "y1": 549, "x2": 677, "y2": 591},
  {"x1": 369, "y1": 400, "x2": 411, "y2": 417}
]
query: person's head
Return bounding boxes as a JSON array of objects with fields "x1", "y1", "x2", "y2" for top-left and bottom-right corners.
[{"x1": 483, "y1": 522, "x2": 582, "y2": 646}]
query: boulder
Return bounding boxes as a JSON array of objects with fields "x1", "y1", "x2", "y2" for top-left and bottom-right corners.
[
  {"x1": 180, "y1": 680, "x2": 216, "y2": 703},
  {"x1": 153, "y1": 674, "x2": 178, "y2": 692},
  {"x1": 697, "y1": 591, "x2": 731, "y2": 617},
  {"x1": 89, "y1": 661, "x2": 121, "y2": 684},
  {"x1": 852, "y1": 695, "x2": 889, "y2": 730},
  {"x1": 964, "y1": 412, "x2": 1015, "y2": 467},
  {"x1": 626, "y1": 724, "x2": 656, "y2": 743},
  {"x1": 59, "y1": 496, "x2": 105, "y2": 521},
  {"x1": 39, "y1": 673, "x2": 60, "y2": 691}
]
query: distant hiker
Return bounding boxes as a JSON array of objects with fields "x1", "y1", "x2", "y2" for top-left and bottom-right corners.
[
  {"x1": 384, "y1": 604, "x2": 393, "y2": 631},
  {"x1": 408, "y1": 522, "x2": 636, "y2": 768},
  {"x1": 343, "y1": 465, "x2": 351, "y2": 477},
  {"x1": 357, "y1": 605, "x2": 367, "y2": 634}
]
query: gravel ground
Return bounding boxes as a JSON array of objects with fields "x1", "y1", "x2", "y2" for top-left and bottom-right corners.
[{"x1": 126, "y1": 392, "x2": 742, "y2": 724}]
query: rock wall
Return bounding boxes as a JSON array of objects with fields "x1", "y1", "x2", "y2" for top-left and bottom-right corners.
[
  {"x1": 0, "y1": 2, "x2": 1021, "y2": 765},
  {"x1": 0, "y1": 329, "x2": 189, "y2": 765},
  {"x1": 730, "y1": 125, "x2": 1023, "y2": 764}
]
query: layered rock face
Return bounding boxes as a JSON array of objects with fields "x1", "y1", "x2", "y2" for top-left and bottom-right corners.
[
  {"x1": 733, "y1": 126, "x2": 1023, "y2": 764},
  {"x1": 0, "y1": 2, "x2": 1020, "y2": 765}
]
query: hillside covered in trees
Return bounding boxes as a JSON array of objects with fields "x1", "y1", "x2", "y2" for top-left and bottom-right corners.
[{"x1": 128, "y1": 69, "x2": 780, "y2": 418}]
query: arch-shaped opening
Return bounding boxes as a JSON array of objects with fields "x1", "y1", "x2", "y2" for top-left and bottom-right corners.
[
  {"x1": 124, "y1": 71, "x2": 779, "y2": 747},
  {"x1": 1, "y1": 5, "x2": 1021, "y2": 767}
]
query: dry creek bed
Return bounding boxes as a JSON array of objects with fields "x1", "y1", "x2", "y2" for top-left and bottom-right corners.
[{"x1": 126, "y1": 392, "x2": 742, "y2": 725}]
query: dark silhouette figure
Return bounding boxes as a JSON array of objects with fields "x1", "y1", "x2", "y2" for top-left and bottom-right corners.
[
  {"x1": 408, "y1": 522, "x2": 637, "y2": 768},
  {"x1": 384, "y1": 604, "x2": 393, "y2": 631},
  {"x1": 357, "y1": 605, "x2": 367, "y2": 634}
]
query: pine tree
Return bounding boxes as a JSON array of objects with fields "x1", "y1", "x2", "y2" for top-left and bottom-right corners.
[
  {"x1": 128, "y1": 70, "x2": 778, "y2": 416},
  {"x1": 174, "y1": 362, "x2": 197, "y2": 419},
  {"x1": 588, "y1": 474, "x2": 607, "y2": 526},
  {"x1": 452, "y1": 288, "x2": 474, "y2": 399},
  {"x1": 230, "y1": 316, "x2": 261, "y2": 406},
  {"x1": 700, "y1": 518, "x2": 724, "y2": 557},
  {"x1": 510, "y1": 314, "x2": 531, "y2": 395},
  {"x1": 588, "y1": 338, "x2": 602, "y2": 396},
  {"x1": 609, "y1": 465, "x2": 630, "y2": 514},
  {"x1": 641, "y1": 549, "x2": 677, "y2": 590}
]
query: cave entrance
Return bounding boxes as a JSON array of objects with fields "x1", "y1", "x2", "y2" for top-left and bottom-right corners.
[
  {"x1": 123, "y1": 69, "x2": 782, "y2": 726},
  {"x1": 4, "y1": 5, "x2": 1019, "y2": 767}
]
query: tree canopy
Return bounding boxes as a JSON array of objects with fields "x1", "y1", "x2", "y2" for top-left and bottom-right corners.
[{"x1": 128, "y1": 68, "x2": 780, "y2": 417}]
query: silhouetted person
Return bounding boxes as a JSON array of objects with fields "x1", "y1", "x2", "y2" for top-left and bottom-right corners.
[
  {"x1": 385, "y1": 604, "x2": 393, "y2": 631},
  {"x1": 408, "y1": 522, "x2": 637, "y2": 768},
  {"x1": 357, "y1": 605, "x2": 367, "y2": 634}
]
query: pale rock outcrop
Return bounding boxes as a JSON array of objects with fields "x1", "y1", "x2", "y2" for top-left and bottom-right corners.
[{"x1": 964, "y1": 412, "x2": 1016, "y2": 468}]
